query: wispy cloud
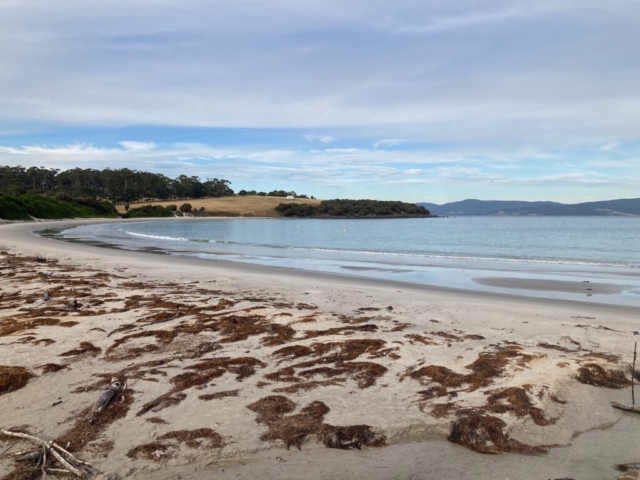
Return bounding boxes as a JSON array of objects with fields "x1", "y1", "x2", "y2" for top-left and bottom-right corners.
[
  {"x1": 303, "y1": 134, "x2": 336, "y2": 144},
  {"x1": 374, "y1": 139, "x2": 405, "y2": 149},
  {"x1": 118, "y1": 141, "x2": 157, "y2": 151}
]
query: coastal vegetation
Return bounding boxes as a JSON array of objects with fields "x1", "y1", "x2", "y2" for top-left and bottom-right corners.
[
  {"x1": 0, "y1": 165, "x2": 234, "y2": 203},
  {"x1": 122, "y1": 205, "x2": 175, "y2": 219},
  {"x1": 0, "y1": 194, "x2": 117, "y2": 221},
  {"x1": 0, "y1": 165, "x2": 321, "y2": 220},
  {"x1": 275, "y1": 199, "x2": 431, "y2": 218}
]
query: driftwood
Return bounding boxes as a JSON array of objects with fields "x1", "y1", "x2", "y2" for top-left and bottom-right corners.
[
  {"x1": 633, "y1": 342, "x2": 637, "y2": 406},
  {"x1": 611, "y1": 401, "x2": 640, "y2": 414},
  {"x1": 92, "y1": 379, "x2": 124, "y2": 414},
  {"x1": 0, "y1": 429, "x2": 93, "y2": 478}
]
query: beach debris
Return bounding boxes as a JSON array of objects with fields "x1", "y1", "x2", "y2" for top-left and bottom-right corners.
[
  {"x1": 92, "y1": 379, "x2": 124, "y2": 414},
  {"x1": 0, "y1": 429, "x2": 94, "y2": 478},
  {"x1": 0, "y1": 366, "x2": 34, "y2": 396},
  {"x1": 633, "y1": 342, "x2": 637, "y2": 405},
  {"x1": 611, "y1": 401, "x2": 640, "y2": 414},
  {"x1": 60, "y1": 342, "x2": 102, "y2": 358},
  {"x1": 247, "y1": 396, "x2": 386, "y2": 450},
  {"x1": 127, "y1": 428, "x2": 224, "y2": 461},
  {"x1": 447, "y1": 414, "x2": 549, "y2": 455},
  {"x1": 617, "y1": 462, "x2": 640, "y2": 472},
  {"x1": 576, "y1": 363, "x2": 630, "y2": 388}
]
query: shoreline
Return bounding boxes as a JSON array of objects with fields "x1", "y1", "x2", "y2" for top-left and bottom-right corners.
[
  {"x1": 25, "y1": 218, "x2": 640, "y2": 312},
  {"x1": 1, "y1": 219, "x2": 640, "y2": 479}
]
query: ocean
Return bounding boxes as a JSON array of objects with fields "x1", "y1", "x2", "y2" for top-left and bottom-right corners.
[{"x1": 51, "y1": 216, "x2": 640, "y2": 306}]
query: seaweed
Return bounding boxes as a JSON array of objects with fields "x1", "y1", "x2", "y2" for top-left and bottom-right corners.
[
  {"x1": 137, "y1": 392, "x2": 187, "y2": 416},
  {"x1": 537, "y1": 342, "x2": 575, "y2": 353},
  {"x1": 56, "y1": 388, "x2": 135, "y2": 452},
  {"x1": 298, "y1": 361, "x2": 387, "y2": 389},
  {"x1": 576, "y1": 363, "x2": 630, "y2": 388},
  {"x1": 0, "y1": 366, "x2": 34, "y2": 396},
  {"x1": 484, "y1": 387, "x2": 556, "y2": 426},
  {"x1": 199, "y1": 389, "x2": 241, "y2": 401},
  {"x1": 38, "y1": 363, "x2": 67, "y2": 374},
  {"x1": 319, "y1": 424, "x2": 386, "y2": 450},
  {"x1": 273, "y1": 380, "x2": 343, "y2": 394},
  {"x1": 59, "y1": 341, "x2": 102, "y2": 357},
  {"x1": 405, "y1": 334, "x2": 437, "y2": 346},
  {"x1": 247, "y1": 396, "x2": 386, "y2": 450},
  {"x1": 448, "y1": 414, "x2": 549, "y2": 455}
]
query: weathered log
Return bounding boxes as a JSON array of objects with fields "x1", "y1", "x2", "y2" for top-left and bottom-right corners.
[{"x1": 92, "y1": 380, "x2": 122, "y2": 414}]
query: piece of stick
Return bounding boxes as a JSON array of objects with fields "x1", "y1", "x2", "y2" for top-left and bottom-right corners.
[
  {"x1": 48, "y1": 448, "x2": 84, "y2": 478},
  {"x1": 612, "y1": 401, "x2": 640, "y2": 413},
  {"x1": 41, "y1": 443, "x2": 47, "y2": 479},
  {"x1": 0, "y1": 430, "x2": 90, "y2": 476},
  {"x1": 51, "y1": 442, "x2": 92, "y2": 467},
  {"x1": 633, "y1": 342, "x2": 637, "y2": 406}
]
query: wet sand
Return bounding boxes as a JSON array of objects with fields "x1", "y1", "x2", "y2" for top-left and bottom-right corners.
[
  {"x1": 474, "y1": 277, "x2": 633, "y2": 295},
  {"x1": 0, "y1": 220, "x2": 639, "y2": 480}
]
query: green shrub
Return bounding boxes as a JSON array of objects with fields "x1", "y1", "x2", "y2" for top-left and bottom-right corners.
[
  {"x1": 165, "y1": 204, "x2": 177, "y2": 211},
  {"x1": 275, "y1": 200, "x2": 431, "y2": 218},
  {"x1": 122, "y1": 205, "x2": 174, "y2": 219},
  {"x1": 179, "y1": 203, "x2": 192, "y2": 212},
  {"x1": 124, "y1": 203, "x2": 130, "y2": 211}
]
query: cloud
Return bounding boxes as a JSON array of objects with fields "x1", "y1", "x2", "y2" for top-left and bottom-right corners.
[
  {"x1": 598, "y1": 142, "x2": 619, "y2": 152},
  {"x1": 302, "y1": 134, "x2": 336, "y2": 143},
  {"x1": 374, "y1": 139, "x2": 405, "y2": 149},
  {"x1": 118, "y1": 141, "x2": 157, "y2": 151},
  {"x1": 0, "y1": 0, "x2": 638, "y2": 148}
]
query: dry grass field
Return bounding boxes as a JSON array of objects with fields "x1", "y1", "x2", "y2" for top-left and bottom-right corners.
[{"x1": 116, "y1": 195, "x2": 321, "y2": 217}]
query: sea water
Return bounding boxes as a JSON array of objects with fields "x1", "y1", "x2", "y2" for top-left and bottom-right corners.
[{"x1": 54, "y1": 217, "x2": 640, "y2": 306}]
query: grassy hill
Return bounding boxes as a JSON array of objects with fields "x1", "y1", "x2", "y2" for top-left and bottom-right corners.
[{"x1": 116, "y1": 196, "x2": 322, "y2": 217}]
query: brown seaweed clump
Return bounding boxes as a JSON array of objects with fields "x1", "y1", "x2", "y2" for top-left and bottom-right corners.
[
  {"x1": 156, "y1": 428, "x2": 224, "y2": 449},
  {"x1": 318, "y1": 425, "x2": 386, "y2": 450},
  {"x1": 199, "y1": 389, "x2": 241, "y2": 401},
  {"x1": 484, "y1": 387, "x2": 555, "y2": 426},
  {"x1": 407, "y1": 346, "x2": 537, "y2": 391},
  {"x1": 576, "y1": 363, "x2": 630, "y2": 389},
  {"x1": 137, "y1": 357, "x2": 265, "y2": 416},
  {"x1": 247, "y1": 396, "x2": 386, "y2": 450},
  {"x1": 38, "y1": 363, "x2": 67, "y2": 374},
  {"x1": 59, "y1": 341, "x2": 102, "y2": 358},
  {"x1": 269, "y1": 339, "x2": 389, "y2": 389},
  {"x1": 0, "y1": 366, "x2": 34, "y2": 396},
  {"x1": 448, "y1": 414, "x2": 548, "y2": 455}
]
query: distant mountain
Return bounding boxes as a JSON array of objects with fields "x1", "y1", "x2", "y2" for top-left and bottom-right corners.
[
  {"x1": 417, "y1": 200, "x2": 552, "y2": 216},
  {"x1": 417, "y1": 198, "x2": 640, "y2": 216}
]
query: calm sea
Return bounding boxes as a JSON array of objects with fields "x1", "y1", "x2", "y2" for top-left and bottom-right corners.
[{"x1": 54, "y1": 217, "x2": 640, "y2": 306}]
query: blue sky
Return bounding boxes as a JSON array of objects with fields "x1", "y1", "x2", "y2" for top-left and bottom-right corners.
[{"x1": 0, "y1": 1, "x2": 639, "y2": 203}]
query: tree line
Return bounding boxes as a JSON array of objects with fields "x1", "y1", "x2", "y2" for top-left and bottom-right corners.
[
  {"x1": 0, "y1": 166, "x2": 234, "y2": 203},
  {"x1": 276, "y1": 199, "x2": 431, "y2": 218}
]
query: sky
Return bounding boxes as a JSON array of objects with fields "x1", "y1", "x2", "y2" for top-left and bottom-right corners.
[{"x1": 0, "y1": 0, "x2": 639, "y2": 203}]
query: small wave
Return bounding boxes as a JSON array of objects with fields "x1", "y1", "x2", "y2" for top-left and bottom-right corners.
[
  {"x1": 125, "y1": 231, "x2": 190, "y2": 242},
  {"x1": 287, "y1": 246, "x2": 640, "y2": 269}
]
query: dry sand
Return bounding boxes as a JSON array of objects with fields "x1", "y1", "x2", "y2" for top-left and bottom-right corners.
[{"x1": 0, "y1": 220, "x2": 639, "y2": 480}]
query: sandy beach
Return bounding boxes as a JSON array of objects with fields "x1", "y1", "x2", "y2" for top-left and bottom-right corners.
[{"x1": 1, "y1": 220, "x2": 640, "y2": 480}]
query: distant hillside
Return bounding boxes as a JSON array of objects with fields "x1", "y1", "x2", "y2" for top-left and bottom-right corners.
[
  {"x1": 418, "y1": 198, "x2": 640, "y2": 216},
  {"x1": 417, "y1": 200, "x2": 552, "y2": 216}
]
